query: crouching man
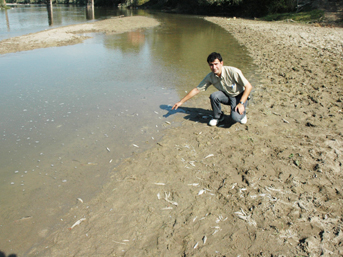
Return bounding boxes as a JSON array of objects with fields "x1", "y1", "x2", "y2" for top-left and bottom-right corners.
[{"x1": 172, "y1": 52, "x2": 252, "y2": 126}]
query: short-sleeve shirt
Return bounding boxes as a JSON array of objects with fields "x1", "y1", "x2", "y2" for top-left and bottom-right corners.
[{"x1": 197, "y1": 66, "x2": 249, "y2": 97}]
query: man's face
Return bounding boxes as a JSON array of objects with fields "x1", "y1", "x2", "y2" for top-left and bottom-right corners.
[{"x1": 208, "y1": 59, "x2": 223, "y2": 77}]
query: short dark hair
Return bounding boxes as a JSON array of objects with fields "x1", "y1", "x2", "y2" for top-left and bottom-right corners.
[{"x1": 207, "y1": 52, "x2": 222, "y2": 63}]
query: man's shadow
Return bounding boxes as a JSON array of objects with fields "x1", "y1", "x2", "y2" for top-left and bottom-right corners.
[
  {"x1": 160, "y1": 104, "x2": 236, "y2": 128},
  {"x1": 0, "y1": 251, "x2": 17, "y2": 257}
]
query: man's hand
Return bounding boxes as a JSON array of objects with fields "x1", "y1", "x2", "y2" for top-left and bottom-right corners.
[
  {"x1": 172, "y1": 101, "x2": 182, "y2": 110},
  {"x1": 235, "y1": 103, "x2": 245, "y2": 115},
  {"x1": 172, "y1": 88, "x2": 200, "y2": 111}
]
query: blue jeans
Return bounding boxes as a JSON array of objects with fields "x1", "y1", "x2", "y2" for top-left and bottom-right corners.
[{"x1": 209, "y1": 91, "x2": 248, "y2": 123}]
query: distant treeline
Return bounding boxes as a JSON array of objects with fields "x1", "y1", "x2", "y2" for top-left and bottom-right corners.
[
  {"x1": 4, "y1": 0, "x2": 88, "y2": 4},
  {"x1": 117, "y1": 0, "x2": 321, "y2": 17},
  {"x1": 3, "y1": 0, "x2": 324, "y2": 18},
  {"x1": 137, "y1": 0, "x2": 299, "y2": 17}
]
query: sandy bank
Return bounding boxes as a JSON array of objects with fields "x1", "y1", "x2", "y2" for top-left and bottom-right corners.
[{"x1": 0, "y1": 16, "x2": 160, "y2": 54}]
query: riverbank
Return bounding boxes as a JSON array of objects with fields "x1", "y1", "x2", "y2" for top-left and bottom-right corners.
[
  {"x1": 0, "y1": 16, "x2": 159, "y2": 54},
  {"x1": 2, "y1": 17, "x2": 343, "y2": 256}
]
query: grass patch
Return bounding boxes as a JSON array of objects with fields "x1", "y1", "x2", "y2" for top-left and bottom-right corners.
[{"x1": 261, "y1": 9, "x2": 324, "y2": 23}]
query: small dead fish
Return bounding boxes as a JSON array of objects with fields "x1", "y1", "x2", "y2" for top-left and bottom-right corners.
[
  {"x1": 203, "y1": 235, "x2": 207, "y2": 244},
  {"x1": 133, "y1": 144, "x2": 139, "y2": 148},
  {"x1": 204, "y1": 154, "x2": 214, "y2": 159},
  {"x1": 198, "y1": 189, "x2": 206, "y2": 195},
  {"x1": 77, "y1": 198, "x2": 83, "y2": 203},
  {"x1": 15, "y1": 216, "x2": 32, "y2": 222},
  {"x1": 69, "y1": 218, "x2": 86, "y2": 230},
  {"x1": 113, "y1": 240, "x2": 127, "y2": 245},
  {"x1": 193, "y1": 242, "x2": 199, "y2": 249},
  {"x1": 188, "y1": 183, "x2": 199, "y2": 186},
  {"x1": 86, "y1": 162, "x2": 98, "y2": 166},
  {"x1": 154, "y1": 183, "x2": 165, "y2": 186},
  {"x1": 106, "y1": 147, "x2": 111, "y2": 152},
  {"x1": 164, "y1": 192, "x2": 178, "y2": 206}
]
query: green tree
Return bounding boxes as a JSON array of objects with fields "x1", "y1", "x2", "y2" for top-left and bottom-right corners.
[{"x1": 0, "y1": 0, "x2": 7, "y2": 8}]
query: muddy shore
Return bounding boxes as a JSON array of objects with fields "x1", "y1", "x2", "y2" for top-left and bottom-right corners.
[{"x1": 1, "y1": 16, "x2": 343, "y2": 256}]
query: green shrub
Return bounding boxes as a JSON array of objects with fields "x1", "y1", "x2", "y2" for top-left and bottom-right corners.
[{"x1": 262, "y1": 9, "x2": 324, "y2": 22}]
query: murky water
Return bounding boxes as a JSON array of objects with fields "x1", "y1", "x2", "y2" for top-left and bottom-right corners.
[{"x1": 0, "y1": 6, "x2": 256, "y2": 255}]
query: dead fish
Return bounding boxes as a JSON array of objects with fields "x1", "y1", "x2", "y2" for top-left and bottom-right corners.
[
  {"x1": 106, "y1": 147, "x2": 111, "y2": 152},
  {"x1": 15, "y1": 216, "x2": 33, "y2": 222},
  {"x1": 198, "y1": 189, "x2": 206, "y2": 195},
  {"x1": 154, "y1": 183, "x2": 165, "y2": 186},
  {"x1": 86, "y1": 162, "x2": 98, "y2": 166},
  {"x1": 69, "y1": 218, "x2": 86, "y2": 230},
  {"x1": 112, "y1": 240, "x2": 127, "y2": 245},
  {"x1": 189, "y1": 161, "x2": 196, "y2": 167},
  {"x1": 164, "y1": 192, "x2": 178, "y2": 206}
]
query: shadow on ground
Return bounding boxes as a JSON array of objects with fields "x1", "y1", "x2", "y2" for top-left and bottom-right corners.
[{"x1": 160, "y1": 104, "x2": 237, "y2": 128}]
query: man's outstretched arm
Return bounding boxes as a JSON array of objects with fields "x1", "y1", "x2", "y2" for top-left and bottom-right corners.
[{"x1": 172, "y1": 88, "x2": 200, "y2": 110}]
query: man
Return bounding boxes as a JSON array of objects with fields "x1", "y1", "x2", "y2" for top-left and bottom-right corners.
[{"x1": 172, "y1": 52, "x2": 252, "y2": 126}]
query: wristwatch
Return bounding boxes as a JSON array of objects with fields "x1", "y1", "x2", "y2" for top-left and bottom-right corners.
[{"x1": 239, "y1": 101, "x2": 244, "y2": 105}]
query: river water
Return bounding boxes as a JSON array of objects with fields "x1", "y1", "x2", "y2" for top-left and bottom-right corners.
[{"x1": 0, "y1": 5, "x2": 256, "y2": 255}]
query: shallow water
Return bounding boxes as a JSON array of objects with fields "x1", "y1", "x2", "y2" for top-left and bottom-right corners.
[{"x1": 0, "y1": 6, "x2": 256, "y2": 255}]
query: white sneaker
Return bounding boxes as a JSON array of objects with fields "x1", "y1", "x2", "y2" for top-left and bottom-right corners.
[
  {"x1": 209, "y1": 114, "x2": 225, "y2": 126},
  {"x1": 240, "y1": 115, "x2": 247, "y2": 124}
]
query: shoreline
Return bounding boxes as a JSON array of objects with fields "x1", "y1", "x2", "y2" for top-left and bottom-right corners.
[
  {"x1": 0, "y1": 16, "x2": 160, "y2": 55},
  {"x1": 2, "y1": 16, "x2": 343, "y2": 256}
]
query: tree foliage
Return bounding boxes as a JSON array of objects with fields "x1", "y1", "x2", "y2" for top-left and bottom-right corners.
[
  {"x1": 135, "y1": 0, "x2": 301, "y2": 17},
  {"x1": 0, "y1": 0, "x2": 6, "y2": 8},
  {"x1": 2, "y1": 0, "x2": 313, "y2": 18}
]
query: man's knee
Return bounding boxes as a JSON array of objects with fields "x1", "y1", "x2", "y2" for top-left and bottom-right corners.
[
  {"x1": 209, "y1": 91, "x2": 223, "y2": 102},
  {"x1": 231, "y1": 111, "x2": 243, "y2": 123}
]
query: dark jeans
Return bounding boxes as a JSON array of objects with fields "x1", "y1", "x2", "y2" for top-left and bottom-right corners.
[{"x1": 209, "y1": 91, "x2": 248, "y2": 123}]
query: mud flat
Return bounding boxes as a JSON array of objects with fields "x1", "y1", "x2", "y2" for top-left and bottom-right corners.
[{"x1": 2, "y1": 17, "x2": 343, "y2": 256}]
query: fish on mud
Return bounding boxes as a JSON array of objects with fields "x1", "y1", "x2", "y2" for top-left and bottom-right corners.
[{"x1": 14, "y1": 216, "x2": 33, "y2": 223}]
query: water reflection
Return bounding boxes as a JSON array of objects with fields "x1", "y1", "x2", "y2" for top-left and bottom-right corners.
[
  {"x1": 0, "y1": 5, "x2": 121, "y2": 40},
  {"x1": 104, "y1": 30, "x2": 146, "y2": 52},
  {"x1": 128, "y1": 31, "x2": 145, "y2": 46},
  {"x1": 47, "y1": 3, "x2": 53, "y2": 26},
  {"x1": 86, "y1": 4, "x2": 94, "y2": 20},
  {"x1": 5, "y1": 9, "x2": 10, "y2": 31}
]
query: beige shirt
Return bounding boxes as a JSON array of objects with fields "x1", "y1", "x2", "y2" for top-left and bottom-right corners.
[{"x1": 197, "y1": 66, "x2": 249, "y2": 97}]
